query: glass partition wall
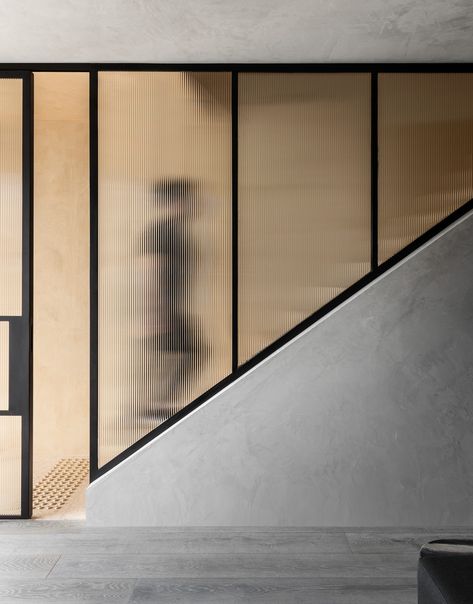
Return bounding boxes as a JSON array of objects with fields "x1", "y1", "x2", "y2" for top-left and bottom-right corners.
[
  {"x1": 95, "y1": 70, "x2": 373, "y2": 469},
  {"x1": 378, "y1": 73, "x2": 473, "y2": 262},
  {"x1": 238, "y1": 73, "x2": 371, "y2": 363},
  {"x1": 97, "y1": 72, "x2": 232, "y2": 467},
  {"x1": 93, "y1": 68, "x2": 473, "y2": 476},
  {"x1": 2, "y1": 67, "x2": 473, "y2": 504}
]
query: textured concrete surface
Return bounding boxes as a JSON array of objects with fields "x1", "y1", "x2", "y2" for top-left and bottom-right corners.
[
  {"x1": 0, "y1": 0, "x2": 472, "y2": 63},
  {"x1": 87, "y1": 210, "x2": 473, "y2": 527}
]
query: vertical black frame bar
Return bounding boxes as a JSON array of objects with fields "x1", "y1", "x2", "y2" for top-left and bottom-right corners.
[
  {"x1": 231, "y1": 71, "x2": 239, "y2": 372},
  {"x1": 89, "y1": 70, "x2": 99, "y2": 481},
  {"x1": 371, "y1": 71, "x2": 379, "y2": 271},
  {"x1": 22, "y1": 71, "x2": 33, "y2": 519},
  {"x1": 0, "y1": 71, "x2": 33, "y2": 518}
]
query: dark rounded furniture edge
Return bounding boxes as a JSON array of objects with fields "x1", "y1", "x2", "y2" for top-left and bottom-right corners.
[{"x1": 418, "y1": 540, "x2": 473, "y2": 604}]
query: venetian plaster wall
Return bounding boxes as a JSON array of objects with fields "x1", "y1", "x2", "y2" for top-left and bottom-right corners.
[
  {"x1": 87, "y1": 210, "x2": 473, "y2": 527},
  {"x1": 0, "y1": 0, "x2": 472, "y2": 64}
]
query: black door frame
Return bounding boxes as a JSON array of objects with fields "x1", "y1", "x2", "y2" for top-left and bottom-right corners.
[{"x1": 0, "y1": 71, "x2": 33, "y2": 519}]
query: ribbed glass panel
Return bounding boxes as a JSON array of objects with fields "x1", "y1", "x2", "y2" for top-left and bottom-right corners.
[
  {"x1": 238, "y1": 73, "x2": 371, "y2": 363},
  {"x1": 379, "y1": 74, "x2": 473, "y2": 263},
  {"x1": 0, "y1": 322, "x2": 8, "y2": 410},
  {"x1": 0, "y1": 416, "x2": 21, "y2": 515},
  {"x1": 98, "y1": 72, "x2": 232, "y2": 467},
  {"x1": 0, "y1": 79, "x2": 23, "y2": 316}
]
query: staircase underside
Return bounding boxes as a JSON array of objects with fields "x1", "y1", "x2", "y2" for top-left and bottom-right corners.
[{"x1": 87, "y1": 209, "x2": 473, "y2": 527}]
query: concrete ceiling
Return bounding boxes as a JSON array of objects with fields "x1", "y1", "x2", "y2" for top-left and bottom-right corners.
[{"x1": 0, "y1": 0, "x2": 472, "y2": 63}]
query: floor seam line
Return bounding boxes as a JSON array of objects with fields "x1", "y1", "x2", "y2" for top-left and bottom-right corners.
[{"x1": 44, "y1": 554, "x2": 62, "y2": 579}]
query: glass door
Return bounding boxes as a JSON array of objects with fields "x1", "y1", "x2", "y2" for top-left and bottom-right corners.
[{"x1": 0, "y1": 72, "x2": 32, "y2": 518}]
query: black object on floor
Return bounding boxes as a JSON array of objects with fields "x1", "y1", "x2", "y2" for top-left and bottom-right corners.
[{"x1": 418, "y1": 540, "x2": 473, "y2": 604}]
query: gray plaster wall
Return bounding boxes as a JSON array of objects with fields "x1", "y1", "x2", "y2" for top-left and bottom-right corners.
[
  {"x1": 87, "y1": 211, "x2": 473, "y2": 527},
  {"x1": 0, "y1": 0, "x2": 472, "y2": 63}
]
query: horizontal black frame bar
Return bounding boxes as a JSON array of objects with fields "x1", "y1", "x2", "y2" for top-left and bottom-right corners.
[{"x1": 0, "y1": 63, "x2": 473, "y2": 72}]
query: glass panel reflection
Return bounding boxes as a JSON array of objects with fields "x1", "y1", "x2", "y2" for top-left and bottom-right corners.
[
  {"x1": 98, "y1": 72, "x2": 232, "y2": 467},
  {"x1": 238, "y1": 73, "x2": 371, "y2": 363},
  {"x1": 0, "y1": 322, "x2": 8, "y2": 410},
  {"x1": 0, "y1": 416, "x2": 21, "y2": 515},
  {"x1": 379, "y1": 74, "x2": 473, "y2": 263},
  {"x1": 0, "y1": 79, "x2": 23, "y2": 316}
]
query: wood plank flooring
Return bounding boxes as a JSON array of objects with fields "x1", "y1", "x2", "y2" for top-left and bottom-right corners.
[{"x1": 0, "y1": 522, "x2": 471, "y2": 603}]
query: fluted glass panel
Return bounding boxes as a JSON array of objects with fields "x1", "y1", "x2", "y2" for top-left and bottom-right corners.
[
  {"x1": 0, "y1": 322, "x2": 8, "y2": 410},
  {"x1": 238, "y1": 73, "x2": 371, "y2": 363},
  {"x1": 98, "y1": 72, "x2": 232, "y2": 467},
  {"x1": 0, "y1": 416, "x2": 21, "y2": 515},
  {"x1": 0, "y1": 79, "x2": 22, "y2": 316},
  {"x1": 379, "y1": 73, "x2": 473, "y2": 263}
]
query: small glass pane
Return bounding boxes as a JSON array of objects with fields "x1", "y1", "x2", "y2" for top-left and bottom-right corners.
[
  {"x1": 0, "y1": 415, "x2": 22, "y2": 515},
  {"x1": 0, "y1": 79, "x2": 23, "y2": 316},
  {"x1": 238, "y1": 73, "x2": 371, "y2": 363},
  {"x1": 98, "y1": 72, "x2": 232, "y2": 467},
  {"x1": 379, "y1": 73, "x2": 473, "y2": 263},
  {"x1": 0, "y1": 322, "x2": 8, "y2": 410}
]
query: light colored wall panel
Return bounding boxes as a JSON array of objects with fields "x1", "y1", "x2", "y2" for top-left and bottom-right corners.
[
  {"x1": 0, "y1": 416, "x2": 21, "y2": 516},
  {"x1": 88, "y1": 210, "x2": 473, "y2": 527},
  {"x1": 0, "y1": 322, "x2": 8, "y2": 410},
  {"x1": 33, "y1": 72, "x2": 89, "y2": 464}
]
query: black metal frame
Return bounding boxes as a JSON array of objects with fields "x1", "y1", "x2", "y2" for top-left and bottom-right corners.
[
  {"x1": 1, "y1": 63, "x2": 473, "y2": 72},
  {"x1": 231, "y1": 72, "x2": 239, "y2": 372},
  {"x1": 0, "y1": 63, "x2": 472, "y2": 496},
  {"x1": 0, "y1": 71, "x2": 33, "y2": 519},
  {"x1": 370, "y1": 72, "x2": 379, "y2": 271},
  {"x1": 89, "y1": 71, "x2": 98, "y2": 490}
]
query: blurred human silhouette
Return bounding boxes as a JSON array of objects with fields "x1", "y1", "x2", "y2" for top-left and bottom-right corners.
[{"x1": 141, "y1": 177, "x2": 208, "y2": 419}]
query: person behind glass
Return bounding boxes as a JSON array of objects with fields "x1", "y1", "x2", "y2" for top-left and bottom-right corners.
[{"x1": 141, "y1": 177, "x2": 207, "y2": 419}]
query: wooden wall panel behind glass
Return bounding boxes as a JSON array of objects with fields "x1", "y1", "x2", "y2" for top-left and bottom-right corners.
[
  {"x1": 0, "y1": 79, "x2": 22, "y2": 316},
  {"x1": 0, "y1": 322, "x2": 8, "y2": 410},
  {"x1": 238, "y1": 73, "x2": 371, "y2": 364},
  {"x1": 98, "y1": 72, "x2": 232, "y2": 467},
  {"x1": 379, "y1": 73, "x2": 473, "y2": 263},
  {"x1": 33, "y1": 72, "x2": 90, "y2": 484},
  {"x1": 0, "y1": 416, "x2": 21, "y2": 515}
]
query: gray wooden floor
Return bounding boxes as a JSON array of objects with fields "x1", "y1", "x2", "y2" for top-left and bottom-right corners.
[{"x1": 0, "y1": 522, "x2": 471, "y2": 603}]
